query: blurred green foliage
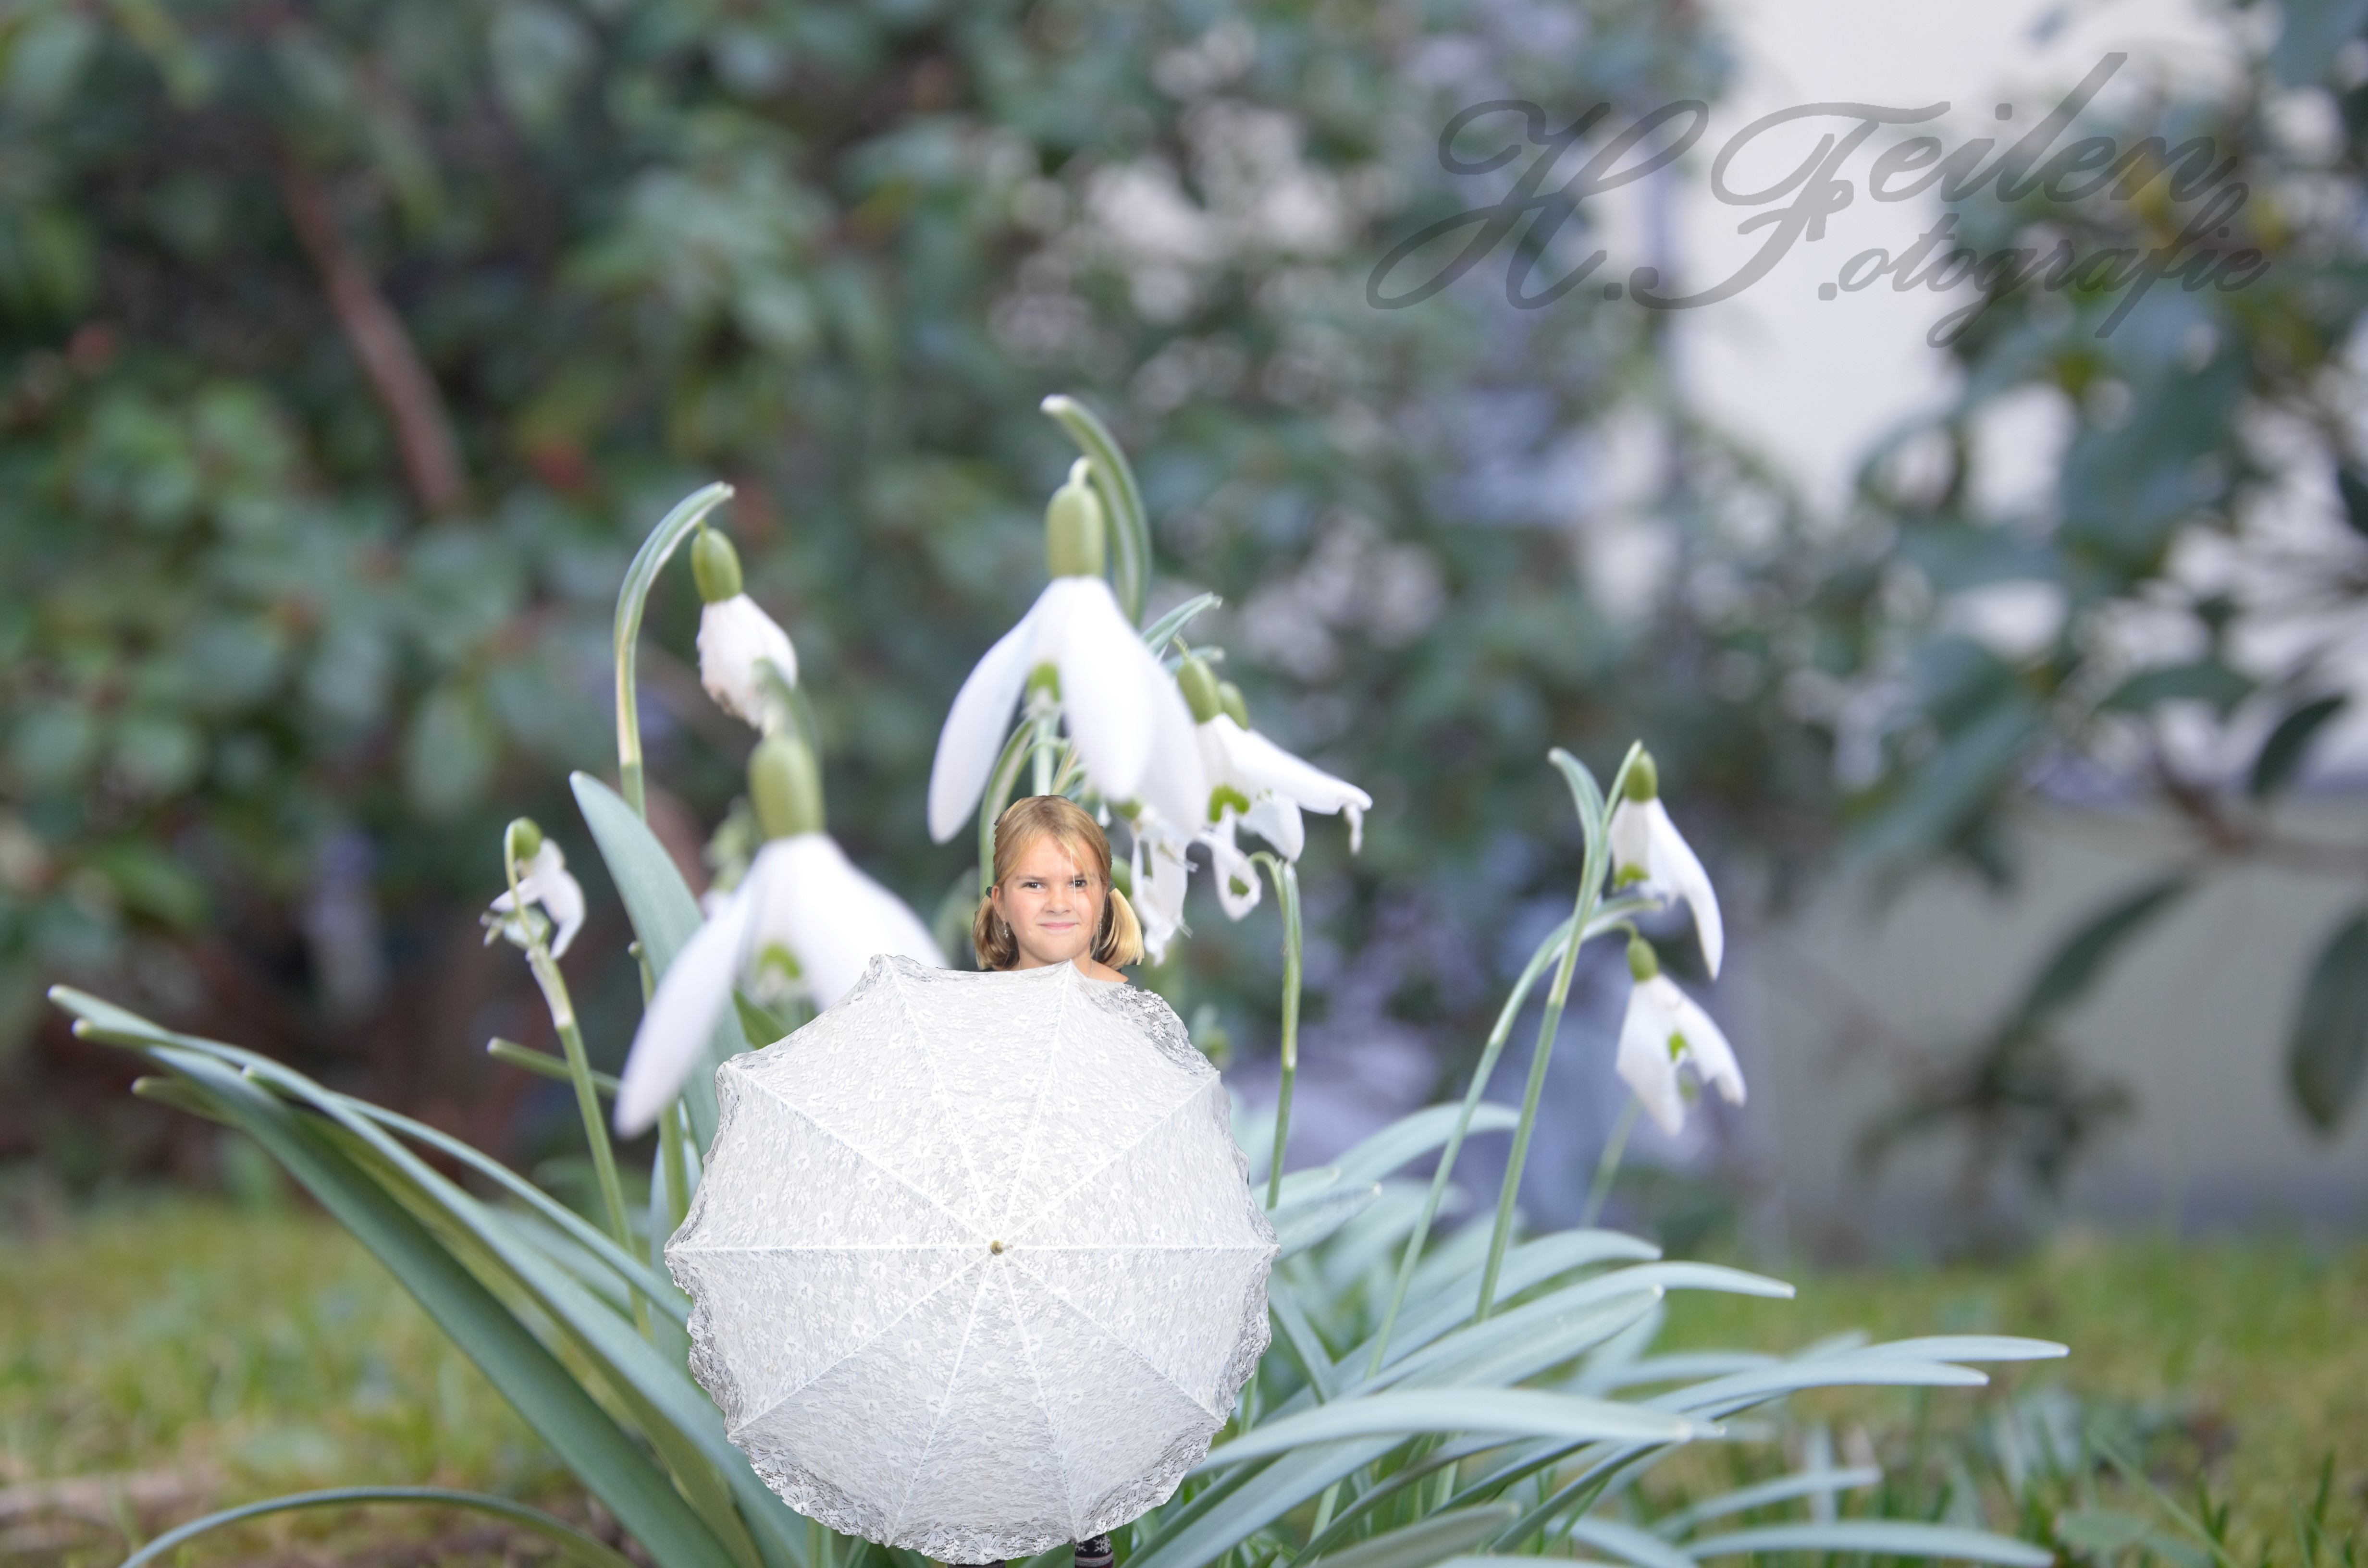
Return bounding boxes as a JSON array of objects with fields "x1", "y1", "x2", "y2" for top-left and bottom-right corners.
[
  {"x1": 1769, "y1": 1, "x2": 2368, "y2": 1172},
  {"x1": 0, "y1": 0, "x2": 1742, "y2": 1142}
]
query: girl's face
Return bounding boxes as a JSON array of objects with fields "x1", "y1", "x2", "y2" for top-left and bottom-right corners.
[{"x1": 990, "y1": 835, "x2": 1106, "y2": 972}]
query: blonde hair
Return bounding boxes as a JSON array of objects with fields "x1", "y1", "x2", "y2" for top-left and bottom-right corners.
[{"x1": 974, "y1": 795, "x2": 1145, "y2": 971}]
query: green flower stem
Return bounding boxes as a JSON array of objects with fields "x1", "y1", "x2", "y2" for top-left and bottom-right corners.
[
  {"x1": 1255, "y1": 852, "x2": 1302, "y2": 1209},
  {"x1": 658, "y1": 1103, "x2": 691, "y2": 1231},
  {"x1": 1033, "y1": 707, "x2": 1058, "y2": 796},
  {"x1": 1474, "y1": 743, "x2": 1642, "y2": 1323},
  {"x1": 1041, "y1": 394, "x2": 1151, "y2": 625},
  {"x1": 503, "y1": 848, "x2": 641, "y2": 1329},
  {"x1": 612, "y1": 482, "x2": 735, "y2": 819},
  {"x1": 977, "y1": 723, "x2": 1036, "y2": 898},
  {"x1": 1580, "y1": 1094, "x2": 1643, "y2": 1229},
  {"x1": 1361, "y1": 888, "x2": 1657, "y2": 1377}
]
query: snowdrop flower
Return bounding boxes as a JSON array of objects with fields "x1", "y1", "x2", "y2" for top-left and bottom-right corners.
[
  {"x1": 927, "y1": 463, "x2": 1206, "y2": 843},
  {"x1": 1165, "y1": 654, "x2": 1369, "y2": 922},
  {"x1": 691, "y1": 526, "x2": 799, "y2": 728},
  {"x1": 1607, "y1": 752, "x2": 1723, "y2": 978},
  {"x1": 484, "y1": 820, "x2": 585, "y2": 957},
  {"x1": 1127, "y1": 823, "x2": 1193, "y2": 963},
  {"x1": 615, "y1": 732, "x2": 943, "y2": 1136},
  {"x1": 1615, "y1": 933, "x2": 1745, "y2": 1137}
]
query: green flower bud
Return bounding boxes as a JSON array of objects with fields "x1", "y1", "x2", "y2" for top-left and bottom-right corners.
[
  {"x1": 691, "y1": 527, "x2": 745, "y2": 603},
  {"x1": 1626, "y1": 931, "x2": 1660, "y2": 982},
  {"x1": 1044, "y1": 460, "x2": 1107, "y2": 579},
  {"x1": 749, "y1": 731, "x2": 825, "y2": 840},
  {"x1": 504, "y1": 817, "x2": 543, "y2": 870},
  {"x1": 1217, "y1": 679, "x2": 1250, "y2": 730},
  {"x1": 1624, "y1": 749, "x2": 1660, "y2": 803},
  {"x1": 1178, "y1": 655, "x2": 1223, "y2": 724}
]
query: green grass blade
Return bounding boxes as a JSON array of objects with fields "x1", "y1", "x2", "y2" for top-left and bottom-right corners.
[{"x1": 116, "y1": 1486, "x2": 641, "y2": 1568}]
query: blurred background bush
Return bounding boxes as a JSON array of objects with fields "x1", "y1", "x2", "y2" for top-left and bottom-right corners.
[{"x1": 0, "y1": 0, "x2": 2362, "y2": 1255}]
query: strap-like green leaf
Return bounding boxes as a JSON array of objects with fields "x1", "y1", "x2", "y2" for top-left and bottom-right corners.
[
  {"x1": 573, "y1": 769, "x2": 743, "y2": 1147},
  {"x1": 1684, "y1": 1520, "x2": 2051, "y2": 1565},
  {"x1": 116, "y1": 1486, "x2": 640, "y2": 1568},
  {"x1": 144, "y1": 1050, "x2": 742, "y2": 1568},
  {"x1": 1141, "y1": 589, "x2": 1222, "y2": 653},
  {"x1": 1304, "y1": 1506, "x2": 1519, "y2": 1568},
  {"x1": 1199, "y1": 1389, "x2": 1702, "y2": 1469}
]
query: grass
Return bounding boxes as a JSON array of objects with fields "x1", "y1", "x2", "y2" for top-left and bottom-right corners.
[
  {"x1": 0, "y1": 1191, "x2": 2359, "y2": 1565},
  {"x1": 1660, "y1": 1227, "x2": 2368, "y2": 1562}
]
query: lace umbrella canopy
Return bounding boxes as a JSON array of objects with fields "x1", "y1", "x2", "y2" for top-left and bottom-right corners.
[{"x1": 668, "y1": 954, "x2": 1278, "y2": 1563}]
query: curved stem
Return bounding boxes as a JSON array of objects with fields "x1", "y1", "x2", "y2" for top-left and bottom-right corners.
[
  {"x1": 976, "y1": 723, "x2": 1036, "y2": 898},
  {"x1": 1042, "y1": 394, "x2": 1151, "y2": 626},
  {"x1": 1256, "y1": 853, "x2": 1302, "y2": 1208},
  {"x1": 613, "y1": 482, "x2": 736, "y2": 818},
  {"x1": 1357, "y1": 893, "x2": 1661, "y2": 1377},
  {"x1": 1363, "y1": 911, "x2": 1572, "y2": 1375},
  {"x1": 117, "y1": 1486, "x2": 640, "y2": 1568},
  {"x1": 1475, "y1": 743, "x2": 1642, "y2": 1322},
  {"x1": 1580, "y1": 1095, "x2": 1643, "y2": 1228}
]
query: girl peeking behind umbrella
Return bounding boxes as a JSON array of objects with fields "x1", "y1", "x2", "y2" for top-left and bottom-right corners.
[{"x1": 959, "y1": 791, "x2": 1167, "y2": 1568}]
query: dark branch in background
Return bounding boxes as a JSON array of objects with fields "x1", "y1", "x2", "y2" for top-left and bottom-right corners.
[{"x1": 277, "y1": 155, "x2": 469, "y2": 518}]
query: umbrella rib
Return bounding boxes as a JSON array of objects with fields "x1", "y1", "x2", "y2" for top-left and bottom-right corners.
[
  {"x1": 995, "y1": 969, "x2": 1076, "y2": 1229},
  {"x1": 1002, "y1": 1076, "x2": 1220, "y2": 1243},
  {"x1": 888, "y1": 966, "x2": 997, "y2": 1224},
  {"x1": 735, "y1": 1077, "x2": 987, "y2": 1242},
  {"x1": 999, "y1": 1263, "x2": 1088, "y2": 1541},
  {"x1": 886, "y1": 1264, "x2": 997, "y2": 1541},
  {"x1": 1005, "y1": 1251, "x2": 1228, "y2": 1421},
  {"x1": 722, "y1": 1256, "x2": 985, "y2": 1444}
]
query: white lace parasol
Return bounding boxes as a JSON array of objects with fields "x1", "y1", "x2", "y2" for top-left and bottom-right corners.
[{"x1": 667, "y1": 954, "x2": 1277, "y2": 1563}]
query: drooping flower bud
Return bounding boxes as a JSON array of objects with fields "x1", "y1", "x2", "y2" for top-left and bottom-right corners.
[
  {"x1": 1217, "y1": 679, "x2": 1250, "y2": 730},
  {"x1": 749, "y1": 731, "x2": 825, "y2": 840},
  {"x1": 1624, "y1": 749, "x2": 1660, "y2": 802},
  {"x1": 1044, "y1": 460, "x2": 1107, "y2": 579},
  {"x1": 1626, "y1": 931, "x2": 1660, "y2": 982},
  {"x1": 505, "y1": 817, "x2": 544, "y2": 870},
  {"x1": 691, "y1": 527, "x2": 745, "y2": 603},
  {"x1": 1178, "y1": 654, "x2": 1224, "y2": 725}
]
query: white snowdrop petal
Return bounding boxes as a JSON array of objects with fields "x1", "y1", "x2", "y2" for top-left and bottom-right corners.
[
  {"x1": 1213, "y1": 719, "x2": 1373, "y2": 820},
  {"x1": 1129, "y1": 826, "x2": 1191, "y2": 963},
  {"x1": 1645, "y1": 799, "x2": 1725, "y2": 980},
  {"x1": 769, "y1": 835, "x2": 946, "y2": 1009},
  {"x1": 928, "y1": 593, "x2": 1048, "y2": 843},
  {"x1": 699, "y1": 596, "x2": 799, "y2": 726},
  {"x1": 616, "y1": 887, "x2": 756, "y2": 1137},
  {"x1": 1241, "y1": 794, "x2": 1304, "y2": 861},
  {"x1": 529, "y1": 844, "x2": 588, "y2": 958},
  {"x1": 1616, "y1": 976, "x2": 1688, "y2": 1136},
  {"x1": 1202, "y1": 820, "x2": 1264, "y2": 921},
  {"x1": 1607, "y1": 798, "x2": 1652, "y2": 875},
  {"x1": 1052, "y1": 578, "x2": 1157, "y2": 806},
  {"x1": 1668, "y1": 985, "x2": 1745, "y2": 1107},
  {"x1": 1137, "y1": 667, "x2": 1211, "y2": 844}
]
